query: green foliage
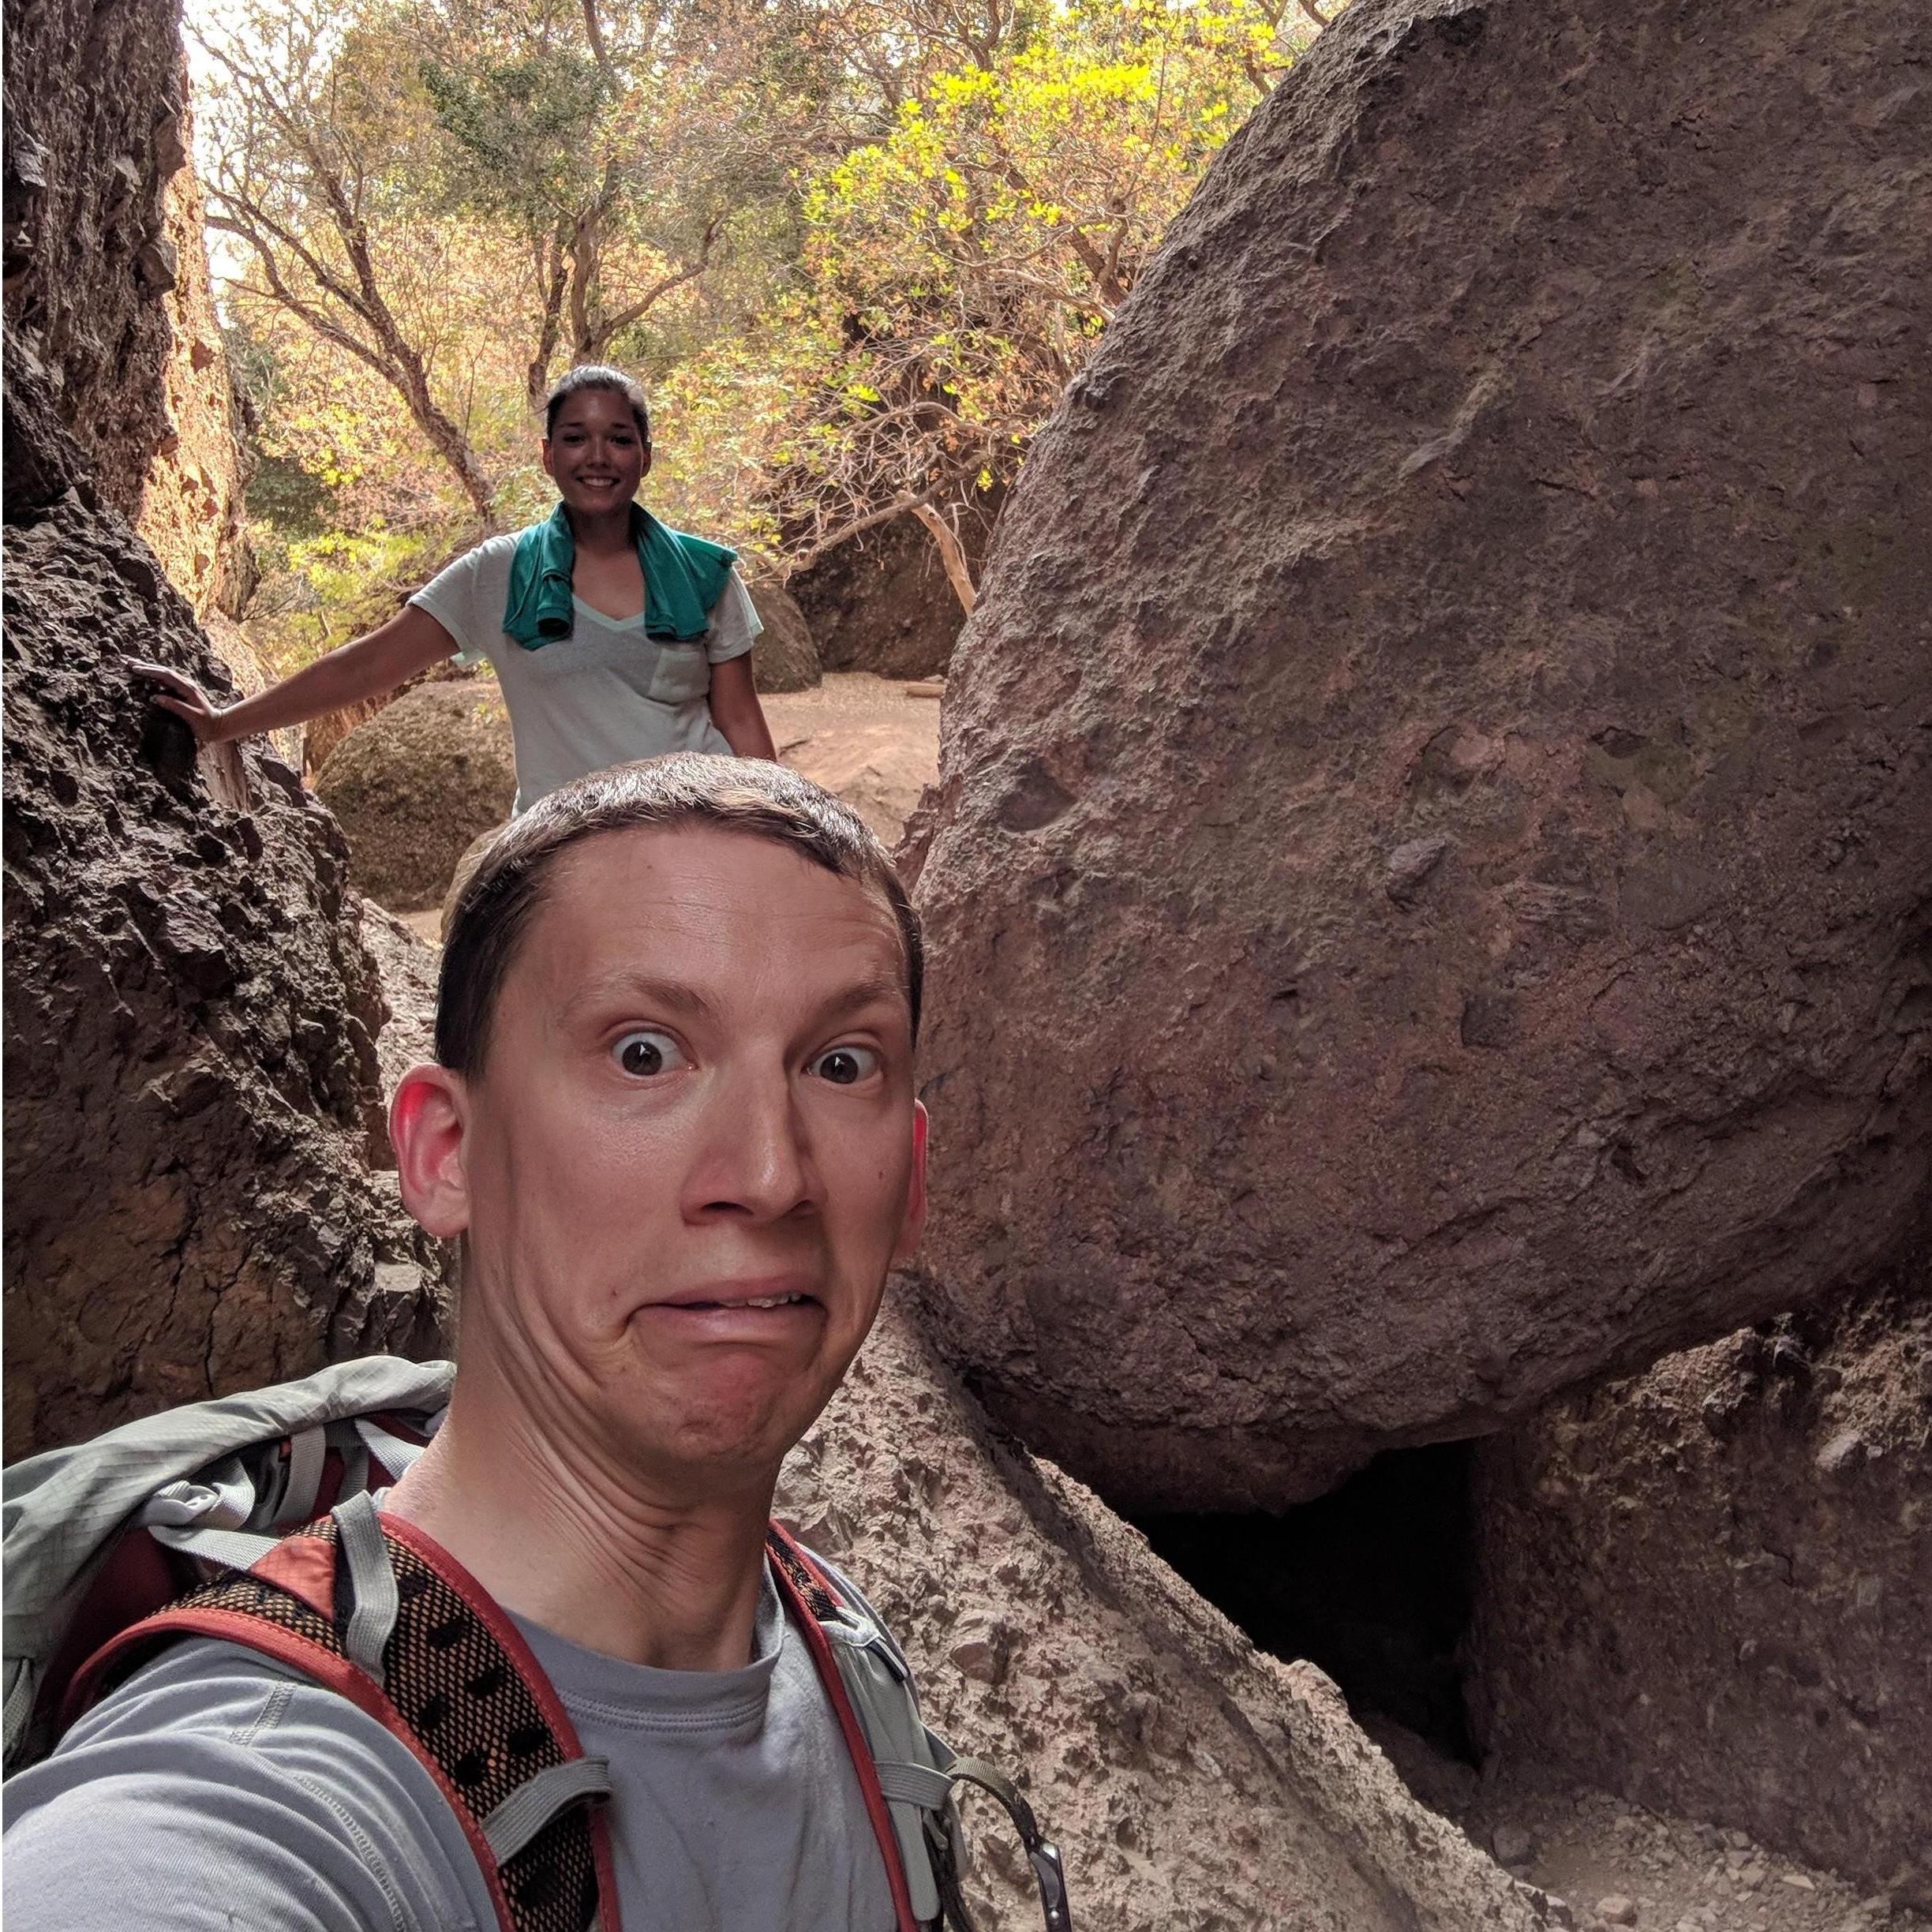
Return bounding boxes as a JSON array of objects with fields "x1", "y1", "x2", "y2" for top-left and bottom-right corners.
[
  {"x1": 765, "y1": 0, "x2": 1299, "y2": 553},
  {"x1": 206, "y1": 0, "x2": 1327, "y2": 664}
]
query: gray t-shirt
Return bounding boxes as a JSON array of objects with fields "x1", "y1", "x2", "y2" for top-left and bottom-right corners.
[
  {"x1": 2, "y1": 1564, "x2": 897, "y2": 1932},
  {"x1": 409, "y1": 532, "x2": 762, "y2": 811}
]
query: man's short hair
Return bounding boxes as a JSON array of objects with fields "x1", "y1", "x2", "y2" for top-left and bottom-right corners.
[{"x1": 435, "y1": 754, "x2": 924, "y2": 1078}]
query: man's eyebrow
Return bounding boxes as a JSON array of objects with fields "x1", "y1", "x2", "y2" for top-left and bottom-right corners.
[
  {"x1": 556, "y1": 972, "x2": 720, "y2": 1026},
  {"x1": 814, "y1": 967, "x2": 914, "y2": 1030}
]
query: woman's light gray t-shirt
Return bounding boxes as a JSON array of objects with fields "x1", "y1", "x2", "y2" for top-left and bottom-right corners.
[
  {"x1": 1, "y1": 1564, "x2": 897, "y2": 1932},
  {"x1": 409, "y1": 531, "x2": 762, "y2": 811}
]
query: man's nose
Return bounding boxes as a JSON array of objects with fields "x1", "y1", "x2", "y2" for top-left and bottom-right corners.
[{"x1": 682, "y1": 1067, "x2": 816, "y2": 1223}]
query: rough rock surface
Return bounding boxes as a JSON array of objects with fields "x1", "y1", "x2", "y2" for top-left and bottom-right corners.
[
  {"x1": 904, "y1": 0, "x2": 1932, "y2": 1509},
  {"x1": 2, "y1": 349, "x2": 447, "y2": 1461},
  {"x1": 1467, "y1": 1250, "x2": 1932, "y2": 1904},
  {"x1": 779, "y1": 720, "x2": 938, "y2": 848},
  {"x1": 136, "y1": 88, "x2": 255, "y2": 631},
  {"x1": 747, "y1": 571, "x2": 822, "y2": 692},
  {"x1": 2, "y1": 0, "x2": 182, "y2": 511},
  {"x1": 792, "y1": 511, "x2": 983, "y2": 680},
  {"x1": 314, "y1": 680, "x2": 516, "y2": 914},
  {"x1": 355, "y1": 900, "x2": 441, "y2": 1099},
  {"x1": 1367, "y1": 1724, "x2": 1932, "y2": 1932},
  {"x1": 779, "y1": 1301, "x2": 1550, "y2": 1932}
]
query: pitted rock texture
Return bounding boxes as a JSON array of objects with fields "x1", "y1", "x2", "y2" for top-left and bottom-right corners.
[
  {"x1": 792, "y1": 510, "x2": 979, "y2": 680},
  {"x1": 1468, "y1": 1252, "x2": 1932, "y2": 1904},
  {"x1": 356, "y1": 900, "x2": 440, "y2": 1099},
  {"x1": 747, "y1": 571, "x2": 822, "y2": 692},
  {"x1": 137, "y1": 85, "x2": 255, "y2": 630},
  {"x1": 314, "y1": 680, "x2": 516, "y2": 914},
  {"x1": 905, "y1": 0, "x2": 1932, "y2": 1509},
  {"x1": 782, "y1": 1301, "x2": 1552, "y2": 1932},
  {"x1": 2, "y1": 348, "x2": 447, "y2": 1460},
  {"x1": 2, "y1": 0, "x2": 182, "y2": 514}
]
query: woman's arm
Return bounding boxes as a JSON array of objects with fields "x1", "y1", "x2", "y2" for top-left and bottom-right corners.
[
  {"x1": 133, "y1": 605, "x2": 461, "y2": 747},
  {"x1": 707, "y1": 653, "x2": 777, "y2": 762}
]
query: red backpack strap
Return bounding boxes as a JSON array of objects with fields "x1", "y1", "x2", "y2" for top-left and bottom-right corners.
[
  {"x1": 766, "y1": 1523, "x2": 924, "y2": 1932},
  {"x1": 65, "y1": 1511, "x2": 619, "y2": 1932}
]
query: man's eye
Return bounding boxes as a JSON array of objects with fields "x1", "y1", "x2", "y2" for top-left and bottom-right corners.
[
  {"x1": 613, "y1": 1030, "x2": 686, "y2": 1077},
  {"x1": 809, "y1": 1045, "x2": 880, "y2": 1086}
]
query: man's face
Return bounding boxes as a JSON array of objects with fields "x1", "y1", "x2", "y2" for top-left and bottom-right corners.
[{"x1": 448, "y1": 825, "x2": 923, "y2": 1492}]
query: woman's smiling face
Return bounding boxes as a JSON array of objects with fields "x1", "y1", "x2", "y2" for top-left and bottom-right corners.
[{"x1": 541, "y1": 386, "x2": 650, "y2": 517}]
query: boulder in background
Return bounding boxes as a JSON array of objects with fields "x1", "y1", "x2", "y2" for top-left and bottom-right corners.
[
  {"x1": 747, "y1": 571, "x2": 822, "y2": 692},
  {"x1": 792, "y1": 510, "x2": 987, "y2": 680},
  {"x1": 314, "y1": 680, "x2": 516, "y2": 914}
]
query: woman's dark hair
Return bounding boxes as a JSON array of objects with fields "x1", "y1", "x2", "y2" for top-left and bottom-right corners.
[
  {"x1": 542, "y1": 363, "x2": 651, "y2": 445},
  {"x1": 436, "y1": 754, "x2": 923, "y2": 1078}
]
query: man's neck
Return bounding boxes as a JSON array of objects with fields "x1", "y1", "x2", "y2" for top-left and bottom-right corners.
[{"x1": 384, "y1": 1368, "x2": 776, "y2": 1672}]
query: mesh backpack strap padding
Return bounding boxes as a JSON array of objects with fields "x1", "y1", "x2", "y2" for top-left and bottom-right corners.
[
  {"x1": 65, "y1": 1518, "x2": 615, "y2": 1932},
  {"x1": 765, "y1": 1524, "x2": 925, "y2": 1932}
]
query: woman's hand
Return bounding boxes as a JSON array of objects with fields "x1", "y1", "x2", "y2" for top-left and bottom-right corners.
[
  {"x1": 131, "y1": 662, "x2": 231, "y2": 745},
  {"x1": 125, "y1": 608, "x2": 459, "y2": 753}
]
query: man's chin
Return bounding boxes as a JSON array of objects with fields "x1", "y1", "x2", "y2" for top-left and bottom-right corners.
[{"x1": 608, "y1": 1355, "x2": 835, "y2": 1482}]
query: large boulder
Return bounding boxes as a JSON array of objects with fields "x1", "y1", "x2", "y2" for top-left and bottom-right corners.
[
  {"x1": 2, "y1": 348, "x2": 447, "y2": 1460},
  {"x1": 792, "y1": 511, "x2": 978, "y2": 680},
  {"x1": 314, "y1": 680, "x2": 516, "y2": 913},
  {"x1": 747, "y1": 571, "x2": 822, "y2": 692},
  {"x1": 1467, "y1": 1248, "x2": 1931, "y2": 1904},
  {"x1": 904, "y1": 0, "x2": 1932, "y2": 1509}
]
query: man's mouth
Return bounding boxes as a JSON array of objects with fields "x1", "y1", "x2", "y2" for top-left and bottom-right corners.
[{"x1": 648, "y1": 1282, "x2": 822, "y2": 1314}]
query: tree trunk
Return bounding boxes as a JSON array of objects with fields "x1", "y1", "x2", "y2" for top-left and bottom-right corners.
[{"x1": 912, "y1": 503, "x2": 976, "y2": 615}]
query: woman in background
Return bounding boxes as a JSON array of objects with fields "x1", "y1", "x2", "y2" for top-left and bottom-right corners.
[{"x1": 139, "y1": 364, "x2": 777, "y2": 811}]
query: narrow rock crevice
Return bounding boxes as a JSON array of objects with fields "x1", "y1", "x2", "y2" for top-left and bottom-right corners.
[{"x1": 1133, "y1": 1440, "x2": 1480, "y2": 1761}]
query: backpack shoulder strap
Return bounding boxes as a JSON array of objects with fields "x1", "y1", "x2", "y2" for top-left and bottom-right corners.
[
  {"x1": 766, "y1": 1523, "x2": 927, "y2": 1932},
  {"x1": 767, "y1": 1527, "x2": 1072, "y2": 1932},
  {"x1": 65, "y1": 1501, "x2": 617, "y2": 1932}
]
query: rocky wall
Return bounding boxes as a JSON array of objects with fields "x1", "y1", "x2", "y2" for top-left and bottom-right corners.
[
  {"x1": 136, "y1": 77, "x2": 256, "y2": 631},
  {"x1": 904, "y1": 0, "x2": 1932, "y2": 1511},
  {"x1": 2, "y1": 0, "x2": 185, "y2": 511},
  {"x1": 1467, "y1": 1250, "x2": 1932, "y2": 1904},
  {"x1": 4, "y1": 338, "x2": 446, "y2": 1452}
]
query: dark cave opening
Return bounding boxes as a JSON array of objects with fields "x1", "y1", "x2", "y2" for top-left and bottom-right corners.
[{"x1": 1132, "y1": 1440, "x2": 1479, "y2": 1762}]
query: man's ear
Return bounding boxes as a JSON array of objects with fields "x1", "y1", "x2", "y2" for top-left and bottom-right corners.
[
  {"x1": 891, "y1": 1101, "x2": 929, "y2": 1268},
  {"x1": 391, "y1": 1062, "x2": 471, "y2": 1241}
]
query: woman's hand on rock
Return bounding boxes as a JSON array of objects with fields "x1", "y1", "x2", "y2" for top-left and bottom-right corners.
[{"x1": 132, "y1": 661, "x2": 228, "y2": 744}]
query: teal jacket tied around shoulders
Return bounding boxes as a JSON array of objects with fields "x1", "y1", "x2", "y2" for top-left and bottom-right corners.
[{"x1": 502, "y1": 504, "x2": 737, "y2": 648}]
